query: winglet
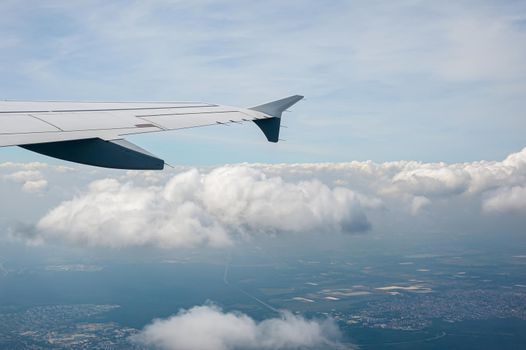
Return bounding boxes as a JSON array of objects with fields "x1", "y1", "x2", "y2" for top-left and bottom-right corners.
[
  {"x1": 249, "y1": 95, "x2": 303, "y2": 142},
  {"x1": 250, "y1": 95, "x2": 304, "y2": 118}
]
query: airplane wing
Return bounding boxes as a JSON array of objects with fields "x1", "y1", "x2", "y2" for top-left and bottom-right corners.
[{"x1": 0, "y1": 95, "x2": 303, "y2": 170}]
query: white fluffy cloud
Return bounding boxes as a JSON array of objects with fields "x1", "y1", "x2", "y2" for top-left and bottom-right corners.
[
  {"x1": 21, "y1": 179, "x2": 48, "y2": 193},
  {"x1": 35, "y1": 166, "x2": 371, "y2": 248},
  {"x1": 2, "y1": 169, "x2": 48, "y2": 193},
  {"x1": 132, "y1": 304, "x2": 342, "y2": 350},
  {"x1": 387, "y1": 147, "x2": 526, "y2": 196},
  {"x1": 483, "y1": 186, "x2": 526, "y2": 214},
  {"x1": 0, "y1": 162, "x2": 48, "y2": 170},
  {"x1": 262, "y1": 147, "x2": 526, "y2": 210},
  {"x1": 7, "y1": 147, "x2": 526, "y2": 247},
  {"x1": 4, "y1": 170, "x2": 43, "y2": 182}
]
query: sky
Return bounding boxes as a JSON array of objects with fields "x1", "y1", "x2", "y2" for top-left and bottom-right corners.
[
  {"x1": 1, "y1": 2, "x2": 526, "y2": 349},
  {"x1": 1, "y1": 0, "x2": 526, "y2": 164}
]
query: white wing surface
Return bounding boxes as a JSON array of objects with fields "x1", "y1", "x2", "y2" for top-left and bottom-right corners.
[{"x1": 0, "y1": 96, "x2": 303, "y2": 169}]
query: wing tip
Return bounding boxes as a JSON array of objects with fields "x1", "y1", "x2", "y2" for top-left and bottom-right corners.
[
  {"x1": 250, "y1": 94, "x2": 304, "y2": 142},
  {"x1": 249, "y1": 95, "x2": 304, "y2": 118}
]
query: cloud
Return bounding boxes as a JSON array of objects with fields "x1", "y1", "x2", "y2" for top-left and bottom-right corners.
[
  {"x1": 410, "y1": 196, "x2": 431, "y2": 216},
  {"x1": 7, "y1": 147, "x2": 526, "y2": 247},
  {"x1": 4, "y1": 170, "x2": 43, "y2": 182},
  {"x1": 22, "y1": 179, "x2": 48, "y2": 193},
  {"x1": 384, "y1": 147, "x2": 526, "y2": 199},
  {"x1": 250, "y1": 147, "x2": 526, "y2": 219},
  {"x1": 132, "y1": 304, "x2": 343, "y2": 350},
  {"x1": 483, "y1": 186, "x2": 526, "y2": 214},
  {"x1": 2, "y1": 169, "x2": 48, "y2": 193},
  {"x1": 309, "y1": 147, "x2": 524, "y2": 196},
  {"x1": 0, "y1": 162, "x2": 49, "y2": 170},
  {"x1": 33, "y1": 166, "x2": 371, "y2": 248},
  {"x1": 436, "y1": 12, "x2": 526, "y2": 81}
]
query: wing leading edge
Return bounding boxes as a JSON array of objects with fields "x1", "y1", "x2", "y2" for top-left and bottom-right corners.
[{"x1": 0, "y1": 95, "x2": 303, "y2": 170}]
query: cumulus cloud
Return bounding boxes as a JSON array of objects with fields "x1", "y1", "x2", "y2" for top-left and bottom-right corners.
[
  {"x1": 21, "y1": 179, "x2": 48, "y2": 193},
  {"x1": 132, "y1": 304, "x2": 343, "y2": 350},
  {"x1": 399, "y1": 150, "x2": 525, "y2": 197},
  {"x1": 410, "y1": 196, "x2": 431, "y2": 216},
  {"x1": 483, "y1": 186, "x2": 526, "y2": 214},
  {"x1": 2, "y1": 169, "x2": 48, "y2": 193},
  {"x1": 34, "y1": 166, "x2": 371, "y2": 248},
  {"x1": 4, "y1": 170, "x2": 43, "y2": 182},
  {"x1": 8, "y1": 147, "x2": 526, "y2": 247},
  {"x1": 0, "y1": 162, "x2": 48, "y2": 170},
  {"x1": 261, "y1": 147, "x2": 526, "y2": 213}
]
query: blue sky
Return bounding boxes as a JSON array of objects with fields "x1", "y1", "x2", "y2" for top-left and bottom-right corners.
[{"x1": 1, "y1": 0, "x2": 526, "y2": 165}]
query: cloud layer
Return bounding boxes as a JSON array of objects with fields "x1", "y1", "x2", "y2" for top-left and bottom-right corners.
[
  {"x1": 5, "y1": 147, "x2": 526, "y2": 248},
  {"x1": 252, "y1": 146, "x2": 526, "y2": 214},
  {"x1": 132, "y1": 304, "x2": 342, "y2": 350},
  {"x1": 35, "y1": 166, "x2": 371, "y2": 248}
]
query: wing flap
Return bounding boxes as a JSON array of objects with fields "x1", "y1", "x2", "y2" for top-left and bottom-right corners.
[
  {"x1": 141, "y1": 111, "x2": 251, "y2": 130},
  {"x1": 30, "y1": 111, "x2": 139, "y2": 131},
  {"x1": 0, "y1": 114, "x2": 60, "y2": 134}
]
